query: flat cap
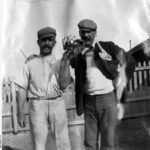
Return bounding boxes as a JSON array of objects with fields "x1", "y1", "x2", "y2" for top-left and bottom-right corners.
[
  {"x1": 37, "y1": 27, "x2": 56, "y2": 39},
  {"x1": 78, "y1": 19, "x2": 97, "y2": 31}
]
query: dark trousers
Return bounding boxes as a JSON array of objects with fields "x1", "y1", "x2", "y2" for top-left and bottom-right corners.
[{"x1": 84, "y1": 91, "x2": 117, "y2": 150}]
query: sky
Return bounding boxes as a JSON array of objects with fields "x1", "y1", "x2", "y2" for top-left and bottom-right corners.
[
  {"x1": 1, "y1": 0, "x2": 150, "y2": 138},
  {"x1": 1, "y1": 0, "x2": 150, "y2": 78}
]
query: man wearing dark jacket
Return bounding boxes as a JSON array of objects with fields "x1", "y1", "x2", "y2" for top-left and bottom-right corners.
[{"x1": 59, "y1": 19, "x2": 135, "y2": 150}]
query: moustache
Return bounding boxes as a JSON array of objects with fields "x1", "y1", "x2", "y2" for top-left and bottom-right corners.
[
  {"x1": 82, "y1": 36, "x2": 91, "y2": 41},
  {"x1": 43, "y1": 45, "x2": 52, "y2": 49}
]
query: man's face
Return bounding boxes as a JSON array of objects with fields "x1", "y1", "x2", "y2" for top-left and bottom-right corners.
[
  {"x1": 38, "y1": 36, "x2": 56, "y2": 56},
  {"x1": 79, "y1": 29, "x2": 97, "y2": 47}
]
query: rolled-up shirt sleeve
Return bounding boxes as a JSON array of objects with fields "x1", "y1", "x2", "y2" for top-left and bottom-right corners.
[{"x1": 15, "y1": 63, "x2": 29, "y2": 90}]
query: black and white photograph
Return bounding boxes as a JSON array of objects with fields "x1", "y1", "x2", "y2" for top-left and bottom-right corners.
[{"x1": 1, "y1": 0, "x2": 150, "y2": 150}]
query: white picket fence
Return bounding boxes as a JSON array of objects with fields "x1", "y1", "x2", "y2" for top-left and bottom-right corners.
[
  {"x1": 124, "y1": 61, "x2": 150, "y2": 119},
  {"x1": 127, "y1": 61, "x2": 150, "y2": 98}
]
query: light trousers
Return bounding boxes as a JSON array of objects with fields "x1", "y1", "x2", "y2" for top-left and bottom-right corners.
[{"x1": 29, "y1": 97, "x2": 71, "y2": 150}]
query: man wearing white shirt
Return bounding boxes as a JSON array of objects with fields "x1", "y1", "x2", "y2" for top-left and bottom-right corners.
[{"x1": 15, "y1": 27, "x2": 71, "y2": 150}]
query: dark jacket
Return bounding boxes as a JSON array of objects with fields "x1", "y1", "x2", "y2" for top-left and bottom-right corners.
[{"x1": 71, "y1": 41, "x2": 135, "y2": 116}]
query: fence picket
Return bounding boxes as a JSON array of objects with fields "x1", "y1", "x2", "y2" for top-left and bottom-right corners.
[
  {"x1": 138, "y1": 62, "x2": 142, "y2": 88},
  {"x1": 149, "y1": 61, "x2": 150, "y2": 85},
  {"x1": 2, "y1": 78, "x2": 13, "y2": 132},
  {"x1": 143, "y1": 61, "x2": 147, "y2": 86},
  {"x1": 11, "y1": 79, "x2": 18, "y2": 134},
  {"x1": 129, "y1": 79, "x2": 133, "y2": 94},
  {"x1": 133, "y1": 71, "x2": 137, "y2": 90}
]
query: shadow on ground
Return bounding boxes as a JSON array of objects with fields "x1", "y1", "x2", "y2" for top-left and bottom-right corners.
[{"x1": 115, "y1": 116, "x2": 150, "y2": 150}]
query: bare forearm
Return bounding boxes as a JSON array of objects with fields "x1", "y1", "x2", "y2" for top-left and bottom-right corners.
[{"x1": 59, "y1": 56, "x2": 72, "y2": 90}]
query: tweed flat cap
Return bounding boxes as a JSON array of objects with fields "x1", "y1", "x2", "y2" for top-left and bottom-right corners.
[
  {"x1": 78, "y1": 19, "x2": 97, "y2": 31},
  {"x1": 38, "y1": 27, "x2": 56, "y2": 39}
]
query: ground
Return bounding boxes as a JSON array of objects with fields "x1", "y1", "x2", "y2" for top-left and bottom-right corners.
[
  {"x1": 2, "y1": 116, "x2": 150, "y2": 150},
  {"x1": 115, "y1": 116, "x2": 150, "y2": 150}
]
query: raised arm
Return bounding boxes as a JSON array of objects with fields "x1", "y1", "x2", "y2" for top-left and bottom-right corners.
[
  {"x1": 59, "y1": 51, "x2": 72, "y2": 90},
  {"x1": 59, "y1": 36, "x2": 82, "y2": 90}
]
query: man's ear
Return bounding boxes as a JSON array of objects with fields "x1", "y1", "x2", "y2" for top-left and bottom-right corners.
[
  {"x1": 53, "y1": 40, "x2": 56, "y2": 46},
  {"x1": 95, "y1": 31, "x2": 97, "y2": 37},
  {"x1": 37, "y1": 40, "x2": 40, "y2": 46},
  {"x1": 79, "y1": 30, "x2": 82, "y2": 37}
]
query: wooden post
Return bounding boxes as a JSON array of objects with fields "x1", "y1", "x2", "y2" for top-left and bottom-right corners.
[
  {"x1": 143, "y1": 61, "x2": 147, "y2": 86},
  {"x1": 133, "y1": 71, "x2": 137, "y2": 90},
  {"x1": 148, "y1": 61, "x2": 150, "y2": 86},
  {"x1": 11, "y1": 79, "x2": 18, "y2": 134},
  {"x1": 129, "y1": 40, "x2": 132, "y2": 50},
  {"x1": 129, "y1": 79, "x2": 133, "y2": 94}
]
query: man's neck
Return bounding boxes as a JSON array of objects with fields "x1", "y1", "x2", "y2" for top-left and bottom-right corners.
[
  {"x1": 81, "y1": 40, "x2": 95, "y2": 55},
  {"x1": 40, "y1": 53, "x2": 52, "y2": 57}
]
